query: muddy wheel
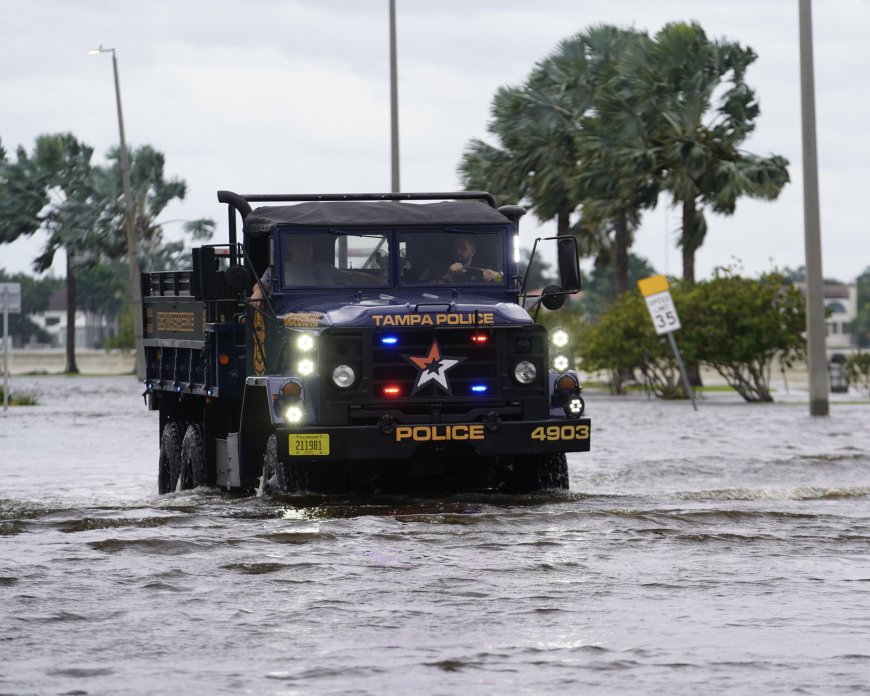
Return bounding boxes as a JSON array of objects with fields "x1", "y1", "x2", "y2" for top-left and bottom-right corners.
[
  {"x1": 158, "y1": 422, "x2": 185, "y2": 494},
  {"x1": 179, "y1": 424, "x2": 206, "y2": 490},
  {"x1": 500, "y1": 452, "x2": 569, "y2": 493}
]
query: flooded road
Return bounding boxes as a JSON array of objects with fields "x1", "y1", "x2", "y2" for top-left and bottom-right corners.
[{"x1": 1, "y1": 375, "x2": 869, "y2": 695}]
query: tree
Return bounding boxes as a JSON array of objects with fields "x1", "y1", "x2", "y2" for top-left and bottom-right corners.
[
  {"x1": 0, "y1": 133, "x2": 99, "y2": 372},
  {"x1": 517, "y1": 247, "x2": 555, "y2": 291},
  {"x1": 459, "y1": 26, "x2": 660, "y2": 297},
  {"x1": 458, "y1": 30, "x2": 607, "y2": 243},
  {"x1": 0, "y1": 136, "x2": 215, "y2": 370},
  {"x1": 623, "y1": 22, "x2": 790, "y2": 283},
  {"x1": 579, "y1": 290, "x2": 687, "y2": 398},
  {"x1": 91, "y1": 145, "x2": 214, "y2": 271},
  {"x1": 75, "y1": 262, "x2": 129, "y2": 346},
  {"x1": 459, "y1": 82, "x2": 585, "y2": 238},
  {"x1": 846, "y1": 268, "x2": 870, "y2": 348},
  {"x1": 579, "y1": 269, "x2": 806, "y2": 402},
  {"x1": 579, "y1": 253, "x2": 658, "y2": 320},
  {"x1": 564, "y1": 26, "x2": 660, "y2": 296},
  {"x1": 681, "y1": 269, "x2": 806, "y2": 401},
  {"x1": 844, "y1": 352, "x2": 870, "y2": 395},
  {"x1": 0, "y1": 268, "x2": 63, "y2": 346}
]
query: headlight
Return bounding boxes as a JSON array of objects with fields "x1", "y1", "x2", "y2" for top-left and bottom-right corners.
[
  {"x1": 331, "y1": 364, "x2": 355, "y2": 389},
  {"x1": 514, "y1": 360, "x2": 537, "y2": 385},
  {"x1": 297, "y1": 358, "x2": 315, "y2": 376},
  {"x1": 296, "y1": 333, "x2": 316, "y2": 352},
  {"x1": 565, "y1": 396, "x2": 585, "y2": 418},
  {"x1": 553, "y1": 354, "x2": 570, "y2": 372},
  {"x1": 284, "y1": 405, "x2": 304, "y2": 424},
  {"x1": 551, "y1": 329, "x2": 569, "y2": 348}
]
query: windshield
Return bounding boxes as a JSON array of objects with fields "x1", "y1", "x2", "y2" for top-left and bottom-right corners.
[
  {"x1": 279, "y1": 230, "x2": 390, "y2": 288},
  {"x1": 398, "y1": 229, "x2": 506, "y2": 286}
]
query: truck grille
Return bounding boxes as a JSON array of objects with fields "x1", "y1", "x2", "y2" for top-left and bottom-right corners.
[
  {"x1": 318, "y1": 325, "x2": 548, "y2": 425},
  {"x1": 371, "y1": 330, "x2": 499, "y2": 399}
]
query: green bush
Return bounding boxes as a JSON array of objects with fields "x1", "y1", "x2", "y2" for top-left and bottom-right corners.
[
  {"x1": 577, "y1": 269, "x2": 806, "y2": 402},
  {"x1": 0, "y1": 385, "x2": 39, "y2": 406},
  {"x1": 105, "y1": 303, "x2": 134, "y2": 350},
  {"x1": 844, "y1": 352, "x2": 870, "y2": 395},
  {"x1": 681, "y1": 270, "x2": 805, "y2": 401},
  {"x1": 579, "y1": 291, "x2": 688, "y2": 398}
]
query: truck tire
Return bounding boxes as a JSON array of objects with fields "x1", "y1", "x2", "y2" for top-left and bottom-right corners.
[
  {"x1": 500, "y1": 452, "x2": 569, "y2": 493},
  {"x1": 265, "y1": 434, "x2": 309, "y2": 494},
  {"x1": 158, "y1": 422, "x2": 185, "y2": 494},
  {"x1": 180, "y1": 424, "x2": 206, "y2": 490}
]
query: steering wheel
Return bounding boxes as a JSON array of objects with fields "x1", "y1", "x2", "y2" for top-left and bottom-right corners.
[{"x1": 438, "y1": 266, "x2": 486, "y2": 283}]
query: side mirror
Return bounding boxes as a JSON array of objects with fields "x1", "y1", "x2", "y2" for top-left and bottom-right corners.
[
  {"x1": 557, "y1": 237, "x2": 581, "y2": 293},
  {"x1": 225, "y1": 265, "x2": 252, "y2": 295},
  {"x1": 541, "y1": 284, "x2": 566, "y2": 310}
]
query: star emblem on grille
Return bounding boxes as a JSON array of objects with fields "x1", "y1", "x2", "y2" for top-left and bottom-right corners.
[{"x1": 402, "y1": 338, "x2": 466, "y2": 395}]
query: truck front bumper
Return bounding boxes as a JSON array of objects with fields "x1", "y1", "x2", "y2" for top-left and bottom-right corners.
[{"x1": 275, "y1": 417, "x2": 591, "y2": 462}]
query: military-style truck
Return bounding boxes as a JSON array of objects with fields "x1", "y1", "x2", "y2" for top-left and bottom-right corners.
[{"x1": 144, "y1": 191, "x2": 590, "y2": 494}]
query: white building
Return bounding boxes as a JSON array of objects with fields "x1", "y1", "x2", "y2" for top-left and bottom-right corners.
[
  {"x1": 795, "y1": 281, "x2": 858, "y2": 352},
  {"x1": 822, "y1": 283, "x2": 858, "y2": 350},
  {"x1": 28, "y1": 288, "x2": 111, "y2": 349}
]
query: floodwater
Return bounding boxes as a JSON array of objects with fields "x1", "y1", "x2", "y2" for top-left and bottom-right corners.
[{"x1": 1, "y1": 375, "x2": 869, "y2": 695}]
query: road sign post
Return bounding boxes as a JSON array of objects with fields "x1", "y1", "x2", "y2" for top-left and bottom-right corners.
[
  {"x1": 0, "y1": 283, "x2": 22, "y2": 413},
  {"x1": 637, "y1": 275, "x2": 697, "y2": 411}
]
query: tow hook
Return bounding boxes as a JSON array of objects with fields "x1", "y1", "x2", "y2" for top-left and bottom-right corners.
[
  {"x1": 379, "y1": 414, "x2": 395, "y2": 435},
  {"x1": 484, "y1": 411, "x2": 500, "y2": 433}
]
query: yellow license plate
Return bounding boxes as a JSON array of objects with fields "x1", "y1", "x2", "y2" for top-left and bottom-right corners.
[{"x1": 288, "y1": 433, "x2": 330, "y2": 456}]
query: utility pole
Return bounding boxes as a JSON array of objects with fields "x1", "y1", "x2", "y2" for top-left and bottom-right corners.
[
  {"x1": 798, "y1": 0, "x2": 829, "y2": 416},
  {"x1": 91, "y1": 46, "x2": 145, "y2": 379},
  {"x1": 389, "y1": 0, "x2": 400, "y2": 192}
]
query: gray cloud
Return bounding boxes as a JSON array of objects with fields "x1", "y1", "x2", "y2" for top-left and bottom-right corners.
[{"x1": 1, "y1": 0, "x2": 867, "y2": 281}]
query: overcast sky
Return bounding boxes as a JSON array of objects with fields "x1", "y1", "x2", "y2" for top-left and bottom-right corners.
[{"x1": 1, "y1": 0, "x2": 868, "y2": 282}]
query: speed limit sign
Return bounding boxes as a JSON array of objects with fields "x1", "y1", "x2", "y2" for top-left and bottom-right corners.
[
  {"x1": 638, "y1": 275, "x2": 681, "y2": 335},
  {"x1": 636, "y1": 274, "x2": 696, "y2": 410}
]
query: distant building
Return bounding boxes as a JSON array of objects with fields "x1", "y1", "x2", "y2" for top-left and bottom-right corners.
[
  {"x1": 795, "y1": 281, "x2": 858, "y2": 351},
  {"x1": 822, "y1": 283, "x2": 858, "y2": 350},
  {"x1": 28, "y1": 288, "x2": 113, "y2": 349}
]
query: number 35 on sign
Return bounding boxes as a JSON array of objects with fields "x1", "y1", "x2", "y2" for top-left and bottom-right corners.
[{"x1": 637, "y1": 275, "x2": 681, "y2": 335}]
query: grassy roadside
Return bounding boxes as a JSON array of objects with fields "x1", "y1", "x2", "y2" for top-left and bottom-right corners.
[{"x1": 0, "y1": 385, "x2": 39, "y2": 406}]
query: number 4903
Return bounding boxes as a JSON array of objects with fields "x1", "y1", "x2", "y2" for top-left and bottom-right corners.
[{"x1": 531, "y1": 424, "x2": 590, "y2": 441}]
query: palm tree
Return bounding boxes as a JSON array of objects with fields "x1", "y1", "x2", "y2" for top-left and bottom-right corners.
[
  {"x1": 623, "y1": 21, "x2": 790, "y2": 283},
  {"x1": 0, "y1": 138, "x2": 215, "y2": 371},
  {"x1": 567, "y1": 26, "x2": 660, "y2": 296},
  {"x1": 92, "y1": 145, "x2": 214, "y2": 269},
  {"x1": 0, "y1": 133, "x2": 98, "y2": 372},
  {"x1": 458, "y1": 28, "x2": 601, "y2": 242},
  {"x1": 459, "y1": 26, "x2": 659, "y2": 296}
]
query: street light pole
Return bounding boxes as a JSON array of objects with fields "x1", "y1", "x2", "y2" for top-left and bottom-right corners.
[
  {"x1": 389, "y1": 0, "x2": 400, "y2": 193},
  {"x1": 90, "y1": 45, "x2": 145, "y2": 379},
  {"x1": 797, "y1": 1, "x2": 829, "y2": 416}
]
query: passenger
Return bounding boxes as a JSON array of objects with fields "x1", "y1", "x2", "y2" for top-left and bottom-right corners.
[
  {"x1": 251, "y1": 237, "x2": 347, "y2": 301},
  {"x1": 283, "y1": 237, "x2": 347, "y2": 285},
  {"x1": 250, "y1": 268, "x2": 271, "y2": 304}
]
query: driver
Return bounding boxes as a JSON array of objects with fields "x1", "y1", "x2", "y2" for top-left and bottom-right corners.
[{"x1": 443, "y1": 237, "x2": 502, "y2": 282}]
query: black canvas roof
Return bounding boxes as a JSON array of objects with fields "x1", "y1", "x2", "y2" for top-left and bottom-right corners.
[{"x1": 244, "y1": 200, "x2": 513, "y2": 236}]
